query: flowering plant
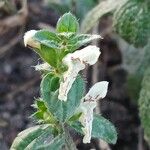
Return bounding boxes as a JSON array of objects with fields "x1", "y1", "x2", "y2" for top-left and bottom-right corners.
[{"x1": 11, "y1": 13, "x2": 117, "y2": 150}]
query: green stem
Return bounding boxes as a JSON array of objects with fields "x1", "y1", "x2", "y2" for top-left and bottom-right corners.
[{"x1": 62, "y1": 124, "x2": 77, "y2": 150}]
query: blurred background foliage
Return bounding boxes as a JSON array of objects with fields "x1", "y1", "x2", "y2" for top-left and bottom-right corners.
[
  {"x1": 0, "y1": 0, "x2": 150, "y2": 149},
  {"x1": 45, "y1": 0, "x2": 99, "y2": 21}
]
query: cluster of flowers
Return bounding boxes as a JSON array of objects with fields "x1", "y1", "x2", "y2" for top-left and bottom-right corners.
[{"x1": 24, "y1": 30, "x2": 108, "y2": 143}]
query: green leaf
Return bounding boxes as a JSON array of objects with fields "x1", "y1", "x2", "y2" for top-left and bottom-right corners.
[
  {"x1": 32, "y1": 111, "x2": 44, "y2": 120},
  {"x1": 34, "y1": 30, "x2": 60, "y2": 44},
  {"x1": 31, "y1": 30, "x2": 61, "y2": 67},
  {"x1": 68, "y1": 121, "x2": 83, "y2": 134},
  {"x1": 92, "y1": 114, "x2": 117, "y2": 144},
  {"x1": 56, "y1": 12, "x2": 79, "y2": 33},
  {"x1": 34, "y1": 31, "x2": 60, "y2": 53},
  {"x1": 81, "y1": 0, "x2": 127, "y2": 33},
  {"x1": 40, "y1": 73, "x2": 60, "y2": 92},
  {"x1": 67, "y1": 34, "x2": 101, "y2": 51},
  {"x1": 41, "y1": 73, "x2": 85, "y2": 122},
  {"x1": 26, "y1": 133, "x2": 65, "y2": 150},
  {"x1": 50, "y1": 76, "x2": 60, "y2": 92},
  {"x1": 69, "y1": 114, "x2": 117, "y2": 144},
  {"x1": 68, "y1": 112, "x2": 82, "y2": 122},
  {"x1": 139, "y1": 68, "x2": 150, "y2": 145},
  {"x1": 58, "y1": 32, "x2": 75, "y2": 42},
  {"x1": 39, "y1": 44, "x2": 58, "y2": 68},
  {"x1": 31, "y1": 99, "x2": 58, "y2": 124},
  {"x1": 114, "y1": 0, "x2": 150, "y2": 47},
  {"x1": 57, "y1": 33, "x2": 101, "y2": 52},
  {"x1": 10, "y1": 125, "x2": 63, "y2": 150},
  {"x1": 36, "y1": 100, "x2": 47, "y2": 111}
]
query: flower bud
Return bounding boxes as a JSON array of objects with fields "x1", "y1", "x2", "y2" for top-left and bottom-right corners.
[{"x1": 24, "y1": 30, "x2": 40, "y2": 49}]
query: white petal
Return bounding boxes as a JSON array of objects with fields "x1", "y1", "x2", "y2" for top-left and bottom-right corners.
[
  {"x1": 34, "y1": 63, "x2": 51, "y2": 71},
  {"x1": 70, "y1": 45, "x2": 100, "y2": 65},
  {"x1": 24, "y1": 30, "x2": 40, "y2": 49},
  {"x1": 24, "y1": 30, "x2": 37, "y2": 46},
  {"x1": 84, "y1": 81, "x2": 109, "y2": 102},
  {"x1": 78, "y1": 81, "x2": 108, "y2": 143},
  {"x1": 79, "y1": 101, "x2": 97, "y2": 143},
  {"x1": 58, "y1": 57, "x2": 85, "y2": 101},
  {"x1": 58, "y1": 45, "x2": 100, "y2": 101}
]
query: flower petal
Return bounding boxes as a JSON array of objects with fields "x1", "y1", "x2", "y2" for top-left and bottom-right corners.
[
  {"x1": 79, "y1": 101, "x2": 96, "y2": 143},
  {"x1": 78, "y1": 81, "x2": 109, "y2": 143},
  {"x1": 24, "y1": 30, "x2": 40, "y2": 49},
  {"x1": 58, "y1": 61, "x2": 84, "y2": 101},
  {"x1": 70, "y1": 45, "x2": 100, "y2": 65},
  {"x1": 58, "y1": 45, "x2": 100, "y2": 101},
  {"x1": 34, "y1": 63, "x2": 52, "y2": 71},
  {"x1": 83, "y1": 81, "x2": 109, "y2": 102}
]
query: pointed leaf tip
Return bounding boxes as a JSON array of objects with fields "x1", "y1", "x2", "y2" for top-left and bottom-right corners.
[{"x1": 56, "y1": 12, "x2": 79, "y2": 33}]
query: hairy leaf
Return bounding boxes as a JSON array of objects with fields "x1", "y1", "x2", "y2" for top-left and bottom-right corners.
[
  {"x1": 139, "y1": 68, "x2": 150, "y2": 145},
  {"x1": 31, "y1": 99, "x2": 58, "y2": 124},
  {"x1": 41, "y1": 73, "x2": 85, "y2": 122},
  {"x1": 114, "y1": 0, "x2": 150, "y2": 47},
  {"x1": 31, "y1": 30, "x2": 62, "y2": 67},
  {"x1": 26, "y1": 133, "x2": 65, "y2": 150},
  {"x1": 56, "y1": 12, "x2": 79, "y2": 33},
  {"x1": 10, "y1": 125, "x2": 65, "y2": 150},
  {"x1": 70, "y1": 114, "x2": 117, "y2": 144},
  {"x1": 39, "y1": 45, "x2": 58, "y2": 68},
  {"x1": 68, "y1": 34, "x2": 102, "y2": 51},
  {"x1": 34, "y1": 30, "x2": 60, "y2": 43},
  {"x1": 92, "y1": 114, "x2": 117, "y2": 144},
  {"x1": 36, "y1": 100, "x2": 47, "y2": 111}
]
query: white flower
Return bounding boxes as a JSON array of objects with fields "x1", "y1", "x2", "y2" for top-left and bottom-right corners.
[
  {"x1": 79, "y1": 101, "x2": 96, "y2": 143},
  {"x1": 79, "y1": 81, "x2": 109, "y2": 143},
  {"x1": 58, "y1": 45, "x2": 101, "y2": 101},
  {"x1": 83, "y1": 81, "x2": 109, "y2": 101},
  {"x1": 34, "y1": 63, "x2": 52, "y2": 71},
  {"x1": 24, "y1": 30, "x2": 40, "y2": 49}
]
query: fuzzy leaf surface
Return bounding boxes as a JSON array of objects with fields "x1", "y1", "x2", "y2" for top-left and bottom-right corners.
[{"x1": 41, "y1": 73, "x2": 85, "y2": 122}]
